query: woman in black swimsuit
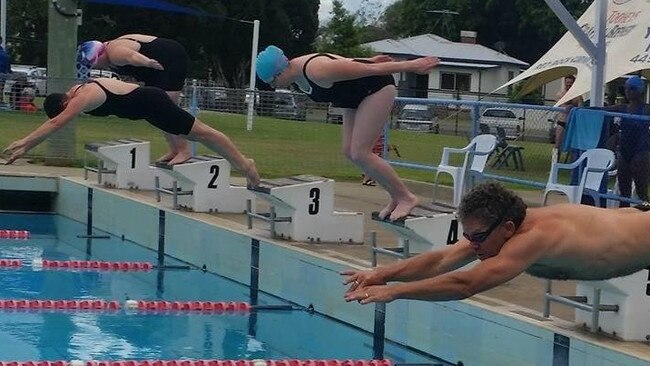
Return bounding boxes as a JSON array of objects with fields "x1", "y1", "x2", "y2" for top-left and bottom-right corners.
[
  {"x1": 78, "y1": 34, "x2": 190, "y2": 164},
  {"x1": 256, "y1": 46, "x2": 439, "y2": 221},
  {"x1": 2, "y1": 78, "x2": 260, "y2": 188}
]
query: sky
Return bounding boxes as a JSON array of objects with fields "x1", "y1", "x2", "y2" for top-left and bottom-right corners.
[{"x1": 318, "y1": 0, "x2": 398, "y2": 23}]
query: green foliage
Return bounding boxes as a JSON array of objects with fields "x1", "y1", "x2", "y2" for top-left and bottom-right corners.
[
  {"x1": 5, "y1": 0, "x2": 319, "y2": 88},
  {"x1": 507, "y1": 83, "x2": 544, "y2": 105},
  {"x1": 315, "y1": 0, "x2": 374, "y2": 57},
  {"x1": 6, "y1": 0, "x2": 48, "y2": 66},
  {"x1": 381, "y1": 0, "x2": 591, "y2": 64}
]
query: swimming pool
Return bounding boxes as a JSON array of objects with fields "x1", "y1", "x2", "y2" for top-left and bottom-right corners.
[
  {"x1": 0, "y1": 213, "x2": 449, "y2": 364},
  {"x1": 1, "y1": 175, "x2": 649, "y2": 366}
]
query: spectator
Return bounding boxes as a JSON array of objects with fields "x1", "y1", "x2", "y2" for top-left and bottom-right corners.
[
  {"x1": 606, "y1": 76, "x2": 650, "y2": 206},
  {"x1": 9, "y1": 74, "x2": 31, "y2": 110},
  {"x1": 362, "y1": 131, "x2": 401, "y2": 186},
  {"x1": 18, "y1": 87, "x2": 37, "y2": 112},
  {"x1": 553, "y1": 75, "x2": 583, "y2": 161},
  {"x1": 0, "y1": 36, "x2": 11, "y2": 105}
]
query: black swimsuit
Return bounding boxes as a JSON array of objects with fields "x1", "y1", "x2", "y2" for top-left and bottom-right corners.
[
  {"x1": 110, "y1": 37, "x2": 188, "y2": 91},
  {"x1": 84, "y1": 80, "x2": 195, "y2": 135},
  {"x1": 301, "y1": 54, "x2": 395, "y2": 108}
]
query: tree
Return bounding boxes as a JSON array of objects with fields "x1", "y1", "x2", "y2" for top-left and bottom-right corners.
[
  {"x1": 381, "y1": 0, "x2": 591, "y2": 64},
  {"x1": 5, "y1": 0, "x2": 318, "y2": 88},
  {"x1": 6, "y1": 0, "x2": 48, "y2": 66},
  {"x1": 315, "y1": 0, "x2": 373, "y2": 57}
]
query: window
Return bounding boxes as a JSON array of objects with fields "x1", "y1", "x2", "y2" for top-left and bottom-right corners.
[{"x1": 440, "y1": 72, "x2": 471, "y2": 92}]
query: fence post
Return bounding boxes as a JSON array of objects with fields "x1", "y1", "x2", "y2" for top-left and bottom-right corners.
[
  {"x1": 189, "y1": 79, "x2": 199, "y2": 156},
  {"x1": 471, "y1": 104, "x2": 480, "y2": 138}
]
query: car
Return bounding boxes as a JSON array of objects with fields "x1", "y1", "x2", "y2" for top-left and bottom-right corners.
[
  {"x1": 479, "y1": 108, "x2": 524, "y2": 138},
  {"x1": 2, "y1": 65, "x2": 47, "y2": 98},
  {"x1": 396, "y1": 104, "x2": 439, "y2": 133},
  {"x1": 89, "y1": 69, "x2": 121, "y2": 80},
  {"x1": 253, "y1": 89, "x2": 306, "y2": 120},
  {"x1": 326, "y1": 106, "x2": 344, "y2": 124}
]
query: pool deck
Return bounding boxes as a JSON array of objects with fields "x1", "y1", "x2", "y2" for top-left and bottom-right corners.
[{"x1": 1, "y1": 161, "x2": 650, "y2": 360}]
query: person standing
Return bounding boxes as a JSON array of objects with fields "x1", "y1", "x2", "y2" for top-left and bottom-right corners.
[
  {"x1": 553, "y1": 75, "x2": 583, "y2": 162},
  {"x1": 606, "y1": 76, "x2": 650, "y2": 206},
  {"x1": 0, "y1": 36, "x2": 12, "y2": 106}
]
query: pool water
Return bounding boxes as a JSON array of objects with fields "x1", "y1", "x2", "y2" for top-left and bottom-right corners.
[{"x1": 0, "y1": 213, "x2": 450, "y2": 365}]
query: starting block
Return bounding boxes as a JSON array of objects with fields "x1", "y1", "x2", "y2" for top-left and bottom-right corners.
[
  {"x1": 247, "y1": 175, "x2": 364, "y2": 243},
  {"x1": 370, "y1": 203, "x2": 462, "y2": 263},
  {"x1": 154, "y1": 155, "x2": 253, "y2": 213},
  {"x1": 84, "y1": 138, "x2": 161, "y2": 190},
  {"x1": 572, "y1": 270, "x2": 650, "y2": 340}
]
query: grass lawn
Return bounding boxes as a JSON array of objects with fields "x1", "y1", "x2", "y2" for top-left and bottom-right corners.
[{"x1": 0, "y1": 110, "x2": 556, "y2": 187}]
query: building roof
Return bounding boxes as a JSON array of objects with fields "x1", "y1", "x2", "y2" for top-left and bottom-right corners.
[{"x1": 364, "y1": 34, "x2": 529, "y2": 67}]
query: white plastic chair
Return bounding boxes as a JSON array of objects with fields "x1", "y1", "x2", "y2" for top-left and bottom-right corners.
[
  {"x1": 542, "y1": 148, "x2": 615, "y2": 206},
  {"x1": 433, "y1": 134, "x2": 497, "y2": 207}
]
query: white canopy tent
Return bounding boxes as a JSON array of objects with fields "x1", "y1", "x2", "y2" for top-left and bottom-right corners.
[{"x1": 500, "y1": 0, "x2": 650, "y2": 106}]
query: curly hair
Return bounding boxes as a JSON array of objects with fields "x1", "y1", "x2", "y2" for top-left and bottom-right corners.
[{"x1": 458, "y1": 182, "x2": 527, "y2": 228}]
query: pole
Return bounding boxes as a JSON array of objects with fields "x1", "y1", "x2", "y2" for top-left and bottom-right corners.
[
  {"x1": 543, "y1": 0, "x2": 607, "y2": 107},
  {"x1": 246, "y1": 19, "x2": 260, "y2": 131},
  {"x1": 1, "y1": 0, "x2": 6, "y2": 48},
  {"x1": 590, "y1": 0, "x2": 607, "y2": 107}
]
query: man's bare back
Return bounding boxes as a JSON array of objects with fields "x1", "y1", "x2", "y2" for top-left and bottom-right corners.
[{"x1": 515, "y1": 204, "x2": 650, "y2": 280}]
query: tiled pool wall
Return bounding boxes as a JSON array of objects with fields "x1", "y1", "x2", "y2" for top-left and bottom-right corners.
[{"x1": 7, "y1": 176, "x2": 648, "y2": 366}]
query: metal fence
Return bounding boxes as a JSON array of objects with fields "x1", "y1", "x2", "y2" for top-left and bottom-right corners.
[{"x1": 3, "y1": 75, "x2": 648, "y2": 202}]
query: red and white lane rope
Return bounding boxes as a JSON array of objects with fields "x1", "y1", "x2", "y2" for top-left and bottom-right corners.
[
  {"x1": 0, "y1": 230, "x2": 30, "y2": 240},
  {"x1": 0, "y1": 300, "x2": 294, "y2": 313},
  {"x1": 0, "y1": 259, "x2": 154, "y2": 271},
  {"x1": 0, "y1": 360, "x2": 393, "y2": 366}
]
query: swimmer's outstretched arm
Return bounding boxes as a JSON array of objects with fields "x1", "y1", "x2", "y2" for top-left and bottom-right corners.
[
  {"x1": 342, "y1": 240, "x2": 476, "y2": 292},
  {"x1": 307, "y1": 56, "x2": 439, "y2": 84},
  {"x1": 345, "y1": 234, "x2": 541, "y2": 304},
  {"x1": 109, "y1": 46, "x2": 163, "y2": 70},
  {"x1": 2, "y1": 94, "x2": 86, "y2": 164}
]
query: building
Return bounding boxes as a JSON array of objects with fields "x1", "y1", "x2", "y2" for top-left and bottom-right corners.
[{"x1": 364, "y1": 32, "x2": 531, "y2": 102}]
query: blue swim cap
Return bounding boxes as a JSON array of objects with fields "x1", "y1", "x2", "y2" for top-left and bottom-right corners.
[
  {"x1": 625, "y1": 76, "x2": 645, "y2": 92},
  {"x1": 256, "y1": 46, "x2": 289, "y2": 83}
]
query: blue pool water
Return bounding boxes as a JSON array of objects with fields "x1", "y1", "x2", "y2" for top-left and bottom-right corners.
[{"x1": 0, "y1": 213, "x2": 449, "y2": 365}]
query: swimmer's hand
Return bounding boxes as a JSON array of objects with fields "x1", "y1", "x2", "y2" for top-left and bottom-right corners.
[
  {"x1": 344, "y1": 284, "x2": 396, "y2": 304},
  {"x1": 2, "y1": 139, "x2": 28, "y2": 165},
  {"x1": 244, "y1": 159, "x2": 260, "y2": 188},
  {"x1": 341, "y1": 269, "x2": 387, "y2": 294},
  {"x1": 408, "y1": 56, "x2": 440, "y2": 74},
  {"x1": 148, "y1": 59, "x2": 165, "y2": 71}
]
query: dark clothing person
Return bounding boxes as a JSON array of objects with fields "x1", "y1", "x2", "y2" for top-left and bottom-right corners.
[{"x1": 606, "y1": 76, "x2": 650, "y2": 206}]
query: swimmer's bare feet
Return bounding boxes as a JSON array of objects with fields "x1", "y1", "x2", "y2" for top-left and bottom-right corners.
[
  {"x1": 168, "y1": 150, "x2": 192, "y2": 165},
  {"x1": 244, "y1": 159, "x2": 260, "y2": 188},
  {"x1": 156, "y1": 151, "x2": 176, "y2": 163},
  {"x1": 378, "y1": 200, "x2": 398, "y2": 220},
  {"x1": 388, "y1": 195, "x2": 418, "y2": 221}
]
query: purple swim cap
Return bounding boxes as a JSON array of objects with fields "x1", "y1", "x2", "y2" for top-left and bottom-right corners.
[{"x1": 77, "y1": 41, "x2": 106, "y2": 67}]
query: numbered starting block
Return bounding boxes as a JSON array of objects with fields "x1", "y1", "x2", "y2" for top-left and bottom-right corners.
[
  {"x1": 370, "y1": 203, "x2": 462, "y2": 263},
  {"x1": 571, "y1": 270, "x2": 650, "y2": 341},
  {"x1": 247, "y1": 175, "x2": 364, "y2": 243},
  {"x1": 154, "y1": 155, "x2": 253, "y2": 213},
  {"x1": 84, "y1": 138, "x2": 161, "y2": 190}
]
